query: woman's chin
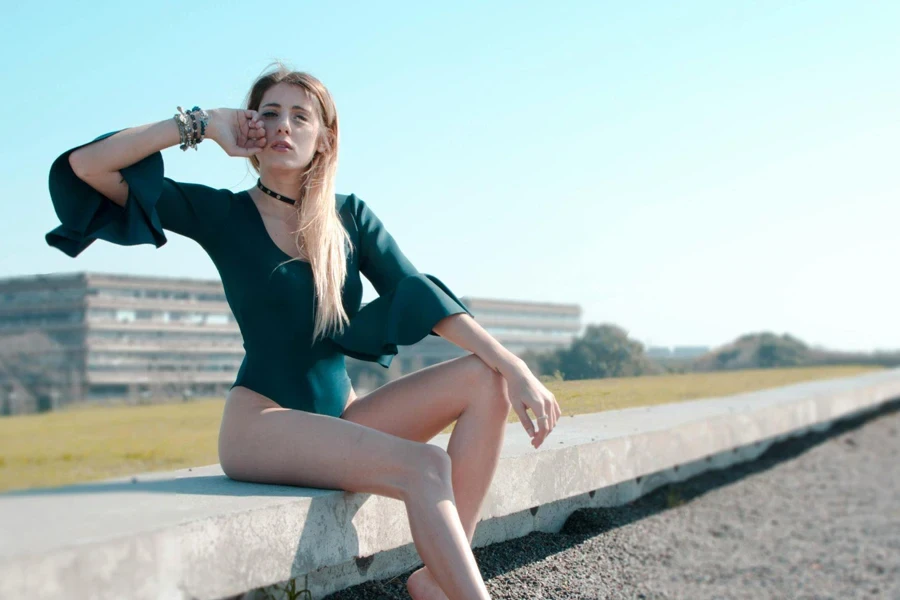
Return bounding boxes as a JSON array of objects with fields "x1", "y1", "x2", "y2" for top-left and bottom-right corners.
[{"x1": 259, "y1": 155, "x2": 309, "y2": 172}]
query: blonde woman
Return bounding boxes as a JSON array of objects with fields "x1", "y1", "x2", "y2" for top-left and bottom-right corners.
[{"x1": 46, "y1": 64, "x2": 561, "y2": 599}]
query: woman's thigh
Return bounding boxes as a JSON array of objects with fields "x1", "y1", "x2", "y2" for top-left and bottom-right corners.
[
  {"x1": 219, "y1": 386, "x2": 442, "y2": 500},
  {"x1": 339, "y1": 354, "x2": 507, "y2": 444}
]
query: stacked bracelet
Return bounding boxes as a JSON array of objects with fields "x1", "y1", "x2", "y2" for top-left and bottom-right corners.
[{"x1": 173, "y1": 106, "x2": 210, "y2": 151}]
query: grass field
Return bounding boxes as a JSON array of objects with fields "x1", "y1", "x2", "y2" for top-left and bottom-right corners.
[{"x1": 0, "y1": 365, "x2": 883, "y2": 493}]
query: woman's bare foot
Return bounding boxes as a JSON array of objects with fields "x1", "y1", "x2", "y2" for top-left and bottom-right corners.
[{"x1": 406, "y1": 566, "x2": 449, "y2": 600}]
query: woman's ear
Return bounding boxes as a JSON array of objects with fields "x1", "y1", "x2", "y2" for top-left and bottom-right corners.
[{"x1": 317, "y1": 128, "x2": 334, "y2": 154}]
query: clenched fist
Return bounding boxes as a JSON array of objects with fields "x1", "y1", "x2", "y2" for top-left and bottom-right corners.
[{"x1": 206, "y1": 108, "x2": 268, "y2": 157}]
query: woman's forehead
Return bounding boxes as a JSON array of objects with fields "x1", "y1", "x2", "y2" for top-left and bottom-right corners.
[{"x1": 261, "y1": 82, "x2": 314, "y2": 110}]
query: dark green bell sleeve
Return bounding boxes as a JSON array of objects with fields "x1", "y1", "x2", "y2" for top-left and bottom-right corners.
[
  {"x1": 328, "y1": 193, "x2": 473, "y2": 367},
  {"x1": 45, "y1": 130, "x2": 231, "y2": 257}
]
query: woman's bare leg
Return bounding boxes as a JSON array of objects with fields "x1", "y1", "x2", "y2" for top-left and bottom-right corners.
[
  {"x1": 339, "y1": 354, "x2": 511, "y2": 598},
  {"x1": 408, "y1": 375, "x2": 509, "y2": 599},
  {"x1": 219, "y1": 386, "x2": 491, "y2": 600}
]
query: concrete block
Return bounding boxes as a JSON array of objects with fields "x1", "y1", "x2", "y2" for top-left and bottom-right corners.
[{"x1": 1, "y1": 368, "x2": 898, "y2": 599}]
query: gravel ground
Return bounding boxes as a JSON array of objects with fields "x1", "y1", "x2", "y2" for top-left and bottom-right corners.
[{"x1": 325, "y1": 399, "x2": 900, "y2": 599}]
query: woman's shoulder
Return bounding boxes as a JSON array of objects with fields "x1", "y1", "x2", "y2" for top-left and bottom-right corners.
[
  {"x1": 337, "y1": 192, "x2": 367, "y2": 225},
  {"x1": 336, "y1": 192, "x2": 358, "y2": 233},
  {"x1": 336, "y1": 192, "x2": 357, "y2": 212}
]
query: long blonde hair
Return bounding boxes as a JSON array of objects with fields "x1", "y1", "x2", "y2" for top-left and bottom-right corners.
[{"x1": 245, "y1": 62, "x2": 353, "y2": 344}]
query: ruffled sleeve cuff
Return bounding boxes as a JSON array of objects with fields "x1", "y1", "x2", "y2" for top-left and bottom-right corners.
[
  {"x1": 327, "y1": 273, "x2": 473, "y2": 368},
  {"x1": 45, "y1": 130, "x2": 168, "y2": 258}
]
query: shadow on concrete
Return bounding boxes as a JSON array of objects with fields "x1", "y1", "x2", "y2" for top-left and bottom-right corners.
[{"x1": 325, "y1": 397, "x2": 900, "y2": 599}]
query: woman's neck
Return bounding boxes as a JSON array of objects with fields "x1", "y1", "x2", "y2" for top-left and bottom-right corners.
[
  {"x1": 259, "y1": 171, "x2": 302, "y2": 204},
  {"x1": 255, "y1": 170, "x2": 302, "y2": 217}
]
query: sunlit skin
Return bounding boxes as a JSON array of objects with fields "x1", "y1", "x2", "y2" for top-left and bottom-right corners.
[
  {"x1": 64, "y1": 74, "x2": 559, "y2": 598},
  {"x1": 206, "y1": 83, "x2": 561, "y2": 599},
  {"x1": 209, "y1": 83, "x2": 330, "y2": 256},
  {"x1": 244, "y1": 83, "x2": 328, "y2": 223}
]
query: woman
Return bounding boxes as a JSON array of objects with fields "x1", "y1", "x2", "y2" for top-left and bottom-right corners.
[{"x1": 45, "y1": 64, "x2": 560, "y2": 599}]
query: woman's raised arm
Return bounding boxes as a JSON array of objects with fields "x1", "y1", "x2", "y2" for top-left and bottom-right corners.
[{"x1": 68, "y1": 109, "x2": 267, "y2": 206}]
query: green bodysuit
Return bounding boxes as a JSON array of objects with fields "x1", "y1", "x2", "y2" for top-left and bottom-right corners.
[{"x1": 45, "y1": 131, "x2": 473, "y2": 418}]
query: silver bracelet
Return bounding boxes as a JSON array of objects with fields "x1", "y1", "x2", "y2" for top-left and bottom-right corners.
[
  {"x1": 174, "y1": 106, "x2": 210, "y2": 151},
  {"x1": 174, "y1": 107, "x2": 193, "y2": 151}
]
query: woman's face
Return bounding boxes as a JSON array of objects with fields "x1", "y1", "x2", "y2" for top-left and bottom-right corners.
[{"x1": 256, "y1": 82, "x2": 325, "y2": 172}]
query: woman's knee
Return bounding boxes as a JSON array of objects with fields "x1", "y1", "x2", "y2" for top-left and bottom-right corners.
[
  {"x1": 463, "y1": 355, "x2": 512, "y2": 417},
  {"x1": 401, "y1": 444, "x2": 453, "y2": 498}
]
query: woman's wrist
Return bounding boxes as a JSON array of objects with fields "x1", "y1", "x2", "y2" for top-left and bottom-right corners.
[
  {"x1": 204, "y1": 108, "x2": 223, "y2": 144},
  {"x1": 491, "y1": 349, "x2": 529, "y2": 379}
]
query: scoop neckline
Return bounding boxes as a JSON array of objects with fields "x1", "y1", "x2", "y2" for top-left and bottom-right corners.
[{"x1": 239, "y1": 190, "x2": 311, "y2": 265}]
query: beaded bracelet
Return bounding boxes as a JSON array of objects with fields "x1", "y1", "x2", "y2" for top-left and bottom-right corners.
[
  {"x1": 191, "y1": 106, "x2": 209, "y2": 139},
  {"x1": 173, "y1": 106, "x2": 210, "y2": 151},
  {"x1": 188, "y1": 111, "x2": 199, "y2": 146},
  {"x1": 188, "y1": 106, "x2": 209, "y2": 147}
]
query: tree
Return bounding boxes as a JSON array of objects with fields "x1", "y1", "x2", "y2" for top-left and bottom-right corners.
[{"x1": 556, "y1": 324, "x2": 652, "y2": 380}]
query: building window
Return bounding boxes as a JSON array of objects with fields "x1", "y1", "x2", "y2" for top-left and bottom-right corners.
[{"x1": 206, "y1": 314, "x2": 229, "y2": 325}]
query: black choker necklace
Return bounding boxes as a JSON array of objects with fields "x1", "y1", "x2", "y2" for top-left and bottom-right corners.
[{"x1": 257, "y1": 179, "x2": 298, "y2": 206}]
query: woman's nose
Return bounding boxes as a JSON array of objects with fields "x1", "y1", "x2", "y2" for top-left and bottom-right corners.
[{"x1": 276, "y1": 117, "x2": 290, "y2": 135}]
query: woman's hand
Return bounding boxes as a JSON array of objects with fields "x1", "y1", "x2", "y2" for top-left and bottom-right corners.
[
  {"x1": 206, "y1": 108, "x2": 267, "y2": 157},
  {"x1": 503, "y1": 363, "x2": 562, "y2": 449}
]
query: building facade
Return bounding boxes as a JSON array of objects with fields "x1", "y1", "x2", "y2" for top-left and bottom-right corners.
[{"x1": 0, "y1": 272, "x2": 581, "y2": 415}]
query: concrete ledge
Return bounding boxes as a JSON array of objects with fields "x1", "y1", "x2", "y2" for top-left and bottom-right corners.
[{"x1": 2, "y1": 368, "x2": 899, "y2": 599}]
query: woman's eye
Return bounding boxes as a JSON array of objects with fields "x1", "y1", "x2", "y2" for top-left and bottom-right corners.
[{"x1": 260, "y1": 111, "x2": 305, "y2": 121}]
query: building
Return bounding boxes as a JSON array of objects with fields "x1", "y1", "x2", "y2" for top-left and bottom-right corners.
[
  {"x1": 0, "y1": 272, "x2": 582, "y2": 415},
  {"x1": 0, "y1": 272, "x2": 241, "y2": 414}
]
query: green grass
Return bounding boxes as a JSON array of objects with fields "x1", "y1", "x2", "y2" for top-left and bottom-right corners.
[{"x1": 0, "y1": 365, "x2": 882, "y2": 493}]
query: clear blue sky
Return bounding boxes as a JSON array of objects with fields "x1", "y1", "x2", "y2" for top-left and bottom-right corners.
[{"x1": 2, "y1": 1, "x2": 897, "y2": 352}]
